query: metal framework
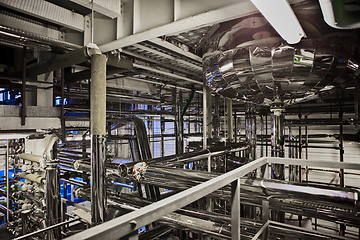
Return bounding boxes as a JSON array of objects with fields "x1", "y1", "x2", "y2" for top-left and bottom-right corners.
[{"x1": 64, "y1": 156, "x2": 360, "y2": 240}]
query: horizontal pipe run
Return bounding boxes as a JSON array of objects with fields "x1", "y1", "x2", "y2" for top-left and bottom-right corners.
[
  {"x1": 19, "y1": 153, "x2": 42, "y2": 162},
  {"x1": 19, "y1": 172, "x2": 44, "y2": 184},
  {"x1": 13, "y1": 217, "x2": 81, "y2": 240}
]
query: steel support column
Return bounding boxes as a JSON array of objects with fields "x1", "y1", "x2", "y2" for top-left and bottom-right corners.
[{"x1": 90, "y1": 54, "x2": 107, "y2": 224}]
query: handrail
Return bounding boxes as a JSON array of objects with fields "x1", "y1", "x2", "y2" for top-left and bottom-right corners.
[
  {"x1": 64, "y1": 156, "x2": 360, "y2": 240},
  {"x1": 64, "y1": 157, "x2": 267, "y2": 240}
]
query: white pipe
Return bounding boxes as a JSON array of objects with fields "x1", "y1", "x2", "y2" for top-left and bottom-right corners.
[
  {"x1": 43, "y1": 134, "x2": 59, "y2": 160},
  {"x1": 318, "y1": 0, "x2": 360, "y2": 29},
  {"x1": 19, "y1": 153, "x2": 42, "y2": 163}
]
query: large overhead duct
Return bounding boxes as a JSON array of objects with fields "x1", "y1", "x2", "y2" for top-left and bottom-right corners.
[
  {"x1": 203, "y1": 40, "x2": 359, "y2": 105},
  {"x1": 202, "y1": 4, "x2": 360, "y2": 105}
]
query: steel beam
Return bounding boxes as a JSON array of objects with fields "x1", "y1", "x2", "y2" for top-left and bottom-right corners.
[
  {"x1": 70, "y1": 0, "x2": 121, "y2": 19},
  {"x1": 0, "y1": 0, "x2": 85, "y2": 32},
  {"x1": 99, "y1": 1, "x2": 258, "y2": 52},
  {"x1": 133, "y1": 63, "x2": 201, "y2": 84},
  {"x1": 0, "y1": 12, "x2": 63, "y2": 40},
  {"x1": 132, "y1": 43, "x2": 202, "y2": 71},
  {"x1": 149, "y1": 38, "x2": 202, "y2": 63}
]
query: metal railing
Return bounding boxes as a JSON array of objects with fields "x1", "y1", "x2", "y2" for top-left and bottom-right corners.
[{"x1": 64, "y1": 156, "x2": 360, "y2": 240}]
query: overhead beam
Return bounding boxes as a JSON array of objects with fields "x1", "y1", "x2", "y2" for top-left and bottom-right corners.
[
  {"x1": 99, "y1": 1, "x2": 258, "y2": 52},
  {"x1": 149, "y1": 38, "x2": 203, "y2": 63},
  {"x1": 69, "y1": 0, "x2": 121, "y2": 19},
  {"x1": 0, "y1": 0, "x2": 85, "y2": 32},
  {"x1": 0, "y1": 12, "x2": 63, "y2": 40},
  {"x1": 132, "y1": 43, "x2": 202, "y2": 71},
  {"x1": 133, "y1": 63, "x2": 201, "y2": 85}
]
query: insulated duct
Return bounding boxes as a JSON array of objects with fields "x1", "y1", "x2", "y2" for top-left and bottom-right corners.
[
  {"x1": 90, "y1": 54, "x2": 107, "y2": 224},
  {"x1": 202, "y1": 40, "x2": 359, "y2": 105}
]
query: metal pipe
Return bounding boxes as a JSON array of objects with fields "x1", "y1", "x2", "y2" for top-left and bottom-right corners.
[
  {"x1": 203, "y1": 85, "x2": 212, "y2": 149},
  {"x1": 5, "y1": 140, "x2": 9, "y2": 224},
  {"x1": 213, "y1": 94, "x2": 220, "y2": 142},
  {"x1": 13, "y1": 217, "x2": 81, "y2": 240},
  {"x1": 19, "y1": 172, "x2": 44, "y2": 184},
  {"x1": 46, "y1": 163, "x2": 61, "y2": 240},
  {"x1": 285, "y1": 118, "x2": 343, "y2": 126},
  {"x1": 245, "y1": 103, "x2": 256, "y2": 161},
  {"x1": 21, "y1": 46, "x2": 26, "y2": 125},
  {"x1": 271, "y1": 114, "x2": 285, "y2": 180},
  {"x1": 90, "y1": 53, "x2": 107, "y2": 224},
  {"x1": 61, "y1": 68, "x2": 65, "y2": 142},
  {"x1": 226, "y1": 98, "x2": 234, "y2": 141},
  {"x1": 21, "y1": 210, "x2": 30, "y2": 235}
]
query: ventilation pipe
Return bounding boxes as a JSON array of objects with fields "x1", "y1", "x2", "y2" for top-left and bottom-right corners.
[
  {"x1": 318, "y1": 0, "x2": 360, "y2": 29},
  {"x1": 90, "y1": 53, "x2": 107, "y2": 224}
]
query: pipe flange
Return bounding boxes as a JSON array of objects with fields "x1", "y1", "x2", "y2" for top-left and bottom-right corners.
[{"x1": 132, "y1": 162, "x2": 148, "y2": 182}]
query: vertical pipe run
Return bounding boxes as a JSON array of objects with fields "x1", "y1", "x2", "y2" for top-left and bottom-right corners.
[
  {"x1": 260, "y1": 115, "x2": 264, "y2": 158},
  {"x1": 6, "y1": 140, "x2": 9, "y2": 223},
  {"x1": 339, "y1": 106, "x2": 344, "y2": 188},
  {"x1": 21, "y1": 210, "x2": 30, "y2": 235},
  {"x1": 161, "y1": 93, "x2": 165, "y2": 157},
  {"x1": 178, "y1": 90, "x2": 184, "y2": 153},
  {"x1": 61, "y1": 69, "x2": 65, "y2": 142},
  {"x1": 21, "y1": 46, "x2": 27, "y2": 125},
  {"x1": 245, "y1": 104, "x2": 256, "y2": 161},
  {"x1": 226, "y1": 99, "x2": 234, "y2": 142},
  {"x1": 46, "y1": 164, "x2": 61, "y2": 240},
  {"x1": 231, "y1": 178, "x2": 241, "y2": 239},
  {"x1": 203, "y1": 85, "x2": 212, "y2": 149},
  {"x1": 234, "y1": 111, "x2": 237, "y2": 143},
  {"x1": 213, "y1": 95, "x2": 220, "y2": 142},
  {"x1": 271, "y1": 114, "x2": 285, "y2": 180},
  {"x1": 90, "y1": 54, "x2": 107, "y2": 224}
]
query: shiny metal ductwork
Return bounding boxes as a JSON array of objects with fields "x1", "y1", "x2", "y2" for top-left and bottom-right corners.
[
  {"x1": 202, "y1": 4, "x2": 360, "y2": 105},
  {"x1": 203, "y1": 39, "x2": 359, "y2": 105}
]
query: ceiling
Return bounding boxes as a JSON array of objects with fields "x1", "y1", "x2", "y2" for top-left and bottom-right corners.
[{"x1": 0, "y1": 0, "x2": 359, "y2": 116}]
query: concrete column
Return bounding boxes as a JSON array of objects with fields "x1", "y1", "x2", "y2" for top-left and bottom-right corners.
[
  {"x1": 90, "y1": 54, "x2": 107, "y2": 224},
  {"x1": 226, "y1": 98, "x2": 233, "y2": 141},
  {"x1": 203, "y1": 85, "x2": 212, "y2": 149}
]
